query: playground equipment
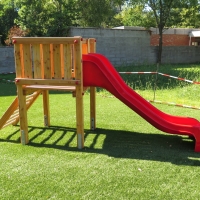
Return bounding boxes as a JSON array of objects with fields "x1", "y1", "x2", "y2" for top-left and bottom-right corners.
[
  {"x1": 1, "y1": 36, "x2": 200, "y2": 152},
  {"x1": 82, "y1": 53, "x2": 200, "y2": 152},
  {"x1": 0, "y1": 37, "x2": 96, "y2": 149}
]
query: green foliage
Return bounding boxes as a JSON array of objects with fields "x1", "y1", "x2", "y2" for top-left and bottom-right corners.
[
  {"x1": 15, "y1": 0, "x2": 78, "y2": 36},
  {"x1": 77, "y1": 0, "x2": 121, "y2": 27},
  {"x1": 115, "y1": 5, "x2": 156, "y2": 28},
  {"x1": 0, "y1": 0, "x2": 18, "y2": 45},
  {"x1": 170, "y1": 6, "x2": 200, "y2": 28}
]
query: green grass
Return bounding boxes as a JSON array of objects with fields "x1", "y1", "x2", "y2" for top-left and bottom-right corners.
[
  {"x1": 0, "y1": 64, "x2": 200, "y2": 199},
  {"x1": 115, "y1": 63, "x2": 200, "y2": 107}
]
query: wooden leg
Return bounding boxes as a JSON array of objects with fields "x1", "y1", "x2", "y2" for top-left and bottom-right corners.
[
  {"x1": 43, "y1": 90, "x2": 50, "y2": 126},
  {"x1": 76, "y1": 86, "x2": 84, "y2": 149},
  {"x1": 90, "y1": 87, "x2": 96, "y2": 130},
  {"x1": 17, "y1": 85, "x2": 29, "y2": 144}
]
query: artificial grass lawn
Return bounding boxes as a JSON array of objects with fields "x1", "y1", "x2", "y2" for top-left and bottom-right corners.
[
  {"x1": 1, "y1": 64, "x2": 200, "y2": 199},
  {"x1": 1, "y1": 91, "x2": 200, "y2": 199}
]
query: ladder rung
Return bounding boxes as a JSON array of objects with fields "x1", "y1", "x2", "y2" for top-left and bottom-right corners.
[{"x1": 3, "y1": 120, "x2": 16, "y2": 128}]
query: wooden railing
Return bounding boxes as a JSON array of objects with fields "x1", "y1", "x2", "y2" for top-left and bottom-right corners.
[{"x1": 11, "y1": 36, "x2": 96, "y2": 148}]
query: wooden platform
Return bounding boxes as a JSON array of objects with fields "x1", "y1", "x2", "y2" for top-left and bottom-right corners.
[{"x1": 24, "y1": 85, "x2": 76, "y2": 91}]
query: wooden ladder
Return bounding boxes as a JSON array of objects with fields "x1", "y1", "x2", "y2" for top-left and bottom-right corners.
[{"x1": 0, "y1": 91, "x2": 41, "y2": 129}]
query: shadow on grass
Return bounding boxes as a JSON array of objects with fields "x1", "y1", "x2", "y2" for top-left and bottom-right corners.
[{"x1": 0, "y1": 125, "x2": 200, "y2": 166}]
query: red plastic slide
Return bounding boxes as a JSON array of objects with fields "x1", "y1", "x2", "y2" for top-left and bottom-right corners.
[{"x1": 82, "y1": 53, "x2": 200, "y2": 152}]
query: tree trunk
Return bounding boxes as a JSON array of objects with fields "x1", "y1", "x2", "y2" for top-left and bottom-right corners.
[{"x1": 157, "y1": 27, "x2": 163, "y2": 64}]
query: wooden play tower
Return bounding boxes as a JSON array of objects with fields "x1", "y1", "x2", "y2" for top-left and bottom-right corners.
[{"x1": 0, "y1": 37, "x2": 96, "y2": 149}]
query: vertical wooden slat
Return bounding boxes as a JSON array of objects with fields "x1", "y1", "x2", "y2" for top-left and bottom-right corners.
[
  {"x1": 53, "y1": 44, "x2": 62, "y2": 79},
  {"x1": 50, "y1": 44, "x2": 54, "y2": 78},
  {"x1": 82, "y1": 42, "x2": 88, "y2": 54},
  {"x1": 40, "y1": 44, "x2": 44, "y2": 78},
  {"x1": 74, "y1": 38, "x2": 84, "y2": 149},
  {"x1": 71, "y1": 45, "x2": 75, "y2": 78},
  {"x1": 60, "y1": 44, "x2": 64, "y2": 78},
  {"x1": 14, "y1": 44, "x2": 23, "y2": 78},
  {"x1": 89, "y1": 38, "x2": 96, "y2": 53},
  {"x1": 63, "y1": 44, "x2": 72, "y2": 79},
  {"x1": 22, "y1": 44, "x2": 32, "y2": 78},
  {"x1": 42, "y1": 44, "x2": 51, "y2": 79},
  {"x1": 32, "y1": 44, "x2": 42, "y2": 78}
]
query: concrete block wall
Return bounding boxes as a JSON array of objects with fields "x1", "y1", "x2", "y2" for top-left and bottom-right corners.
[
  {"x1": 161, "y1": 46, "x2": 200, "y2": 64},
  {"x1": 1, "y1": 28, "x2": 200, "y2": 74},
  {"x1": 0, "y1": 47, "x2": 15, "y2": 73},
  {"x1": 69, "y1": 27, "x2": 156, "y2": 65}
]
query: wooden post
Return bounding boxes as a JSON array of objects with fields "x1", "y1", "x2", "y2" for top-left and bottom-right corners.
[
  {"x1": 88, "y1": 39, "x2": 96, "y2": 130},
  {"x1": 90, "y1": 87, "x2": 96, "y2": 130},
  {"x1": 74, "y1": 37, "x2": 84, "y2": 149},
  {"x1": 17, "y1": 85, "x2": 29, "y2": 144},
  {"x1": 42, "y1": 44, "x2": 51, "y2": 126},
  {"x1": 14, "y1": 43, "x2": 28, "y2": 144},
  {"x1": 43, "y1": 90, "x2": 50, "y2": 127}
]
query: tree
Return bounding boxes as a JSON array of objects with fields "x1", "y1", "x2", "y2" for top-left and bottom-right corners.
[
  {"x1": 0, "y1": 0, "x2": 18, "y2": 45},
  {"x1": 15, "y1": 0, "x2": 78, "y2": 36},
  {"x1": 77, "y1": 0, "x2": 126, "y2": 27},
  {"x1": 4, "y1": 25, "x2": 28, "y2": 46},
  {"x1": 148, "y1": 0, "x2": 174, "y2": 64},
  {"x1": 169, "y1": 5, "x2": 200, "y2": 28},
  {"x1": 115, "y1": 4, "x2": 156, "y2": 28},
  {"x1": 130, "y1": 0, "x2": 199, "y2": 64}
]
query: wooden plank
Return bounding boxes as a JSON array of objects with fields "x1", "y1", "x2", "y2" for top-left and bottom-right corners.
[
  {"x1": 74, "y1": 38, "x2": 84, "y2": 149},
  {"x1": 82, "y1": 43, "x2": 88, "y2": 54},
  {"x1": 42, "y1": 44, "x2": 51, "y2": 79},
  {"x1": 3, "y1": 120, "x2": 17, "y2": 129},
  {"x1": 24, "y1": 85, "x2": 76, "y2": 90},
  {"x1": 88, "y1": 38, "x2": 96, "y2": 53},
  {"x1": 17, "y1": 85, "x2": 29, "y2": 144},
  {"x1": 4, "y1": 116, "x2": 18, "y2": 125},
  {"x1": 63, "y1": 44, "x2": 72, "y2": 79},
  {"x1": 60, "y1": 44, "x2": 64, "y2": 78},
  {"x1": 26, "y1": 95, "x2": 34, "y2": 102},
  {"x1": 32, "y1": 44, "x2": 42, "y2": 78},
  {"x1": 22, "y1": 44, "x2": 32, "y2": 78},
  {"x1": 43, "y1": 91, "x2": 50, "y2": 127},
  {"x1": 82, "y1": 38, "x2": 88, "y2": 44},
  {"x1": 12, "y1": 37, "x2": 79, "y2": 44},
  {"x1": 14, "y1": 44, "x2": 23, "y2": 78},
  {"x1": 71, "y1": 45, "x2": 75, "y2": 78},
  {"x1": 0, "y1": 97, "x2": 18, "y2": 129},
  {"x1": 15, "y1": 78, "x2": 80, "y2": 85},
  {"x1": 13, "y1": 91, "x2": 41, "y2": 126},
  {"x1": 90, "y1": 87, "x2": 96, "y2": 130},
  {"x1": 50, "y1": 44, "x2": 54, "y2": 78},
  {"x1": 10, "y1": 112, "x2": 19, "y2": 118},
  {"x1": 88, "y1": 38, "x2": 97, "y2": 130},
  {"x1": 53, "y1": 44, "x2": 62, "y2": 79}
]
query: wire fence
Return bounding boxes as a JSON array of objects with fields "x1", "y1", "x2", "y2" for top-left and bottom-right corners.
[
  {"x1": 119, "y1": 71, "x2": 200, "y2": 110},
  {"x1": 0, "y1": 71, "x2": 200, "y2": 110}
]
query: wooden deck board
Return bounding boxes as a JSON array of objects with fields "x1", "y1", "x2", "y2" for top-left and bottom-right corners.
[{"x1": 24, "y1": 85, "x2": 76, "y2": 91}]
